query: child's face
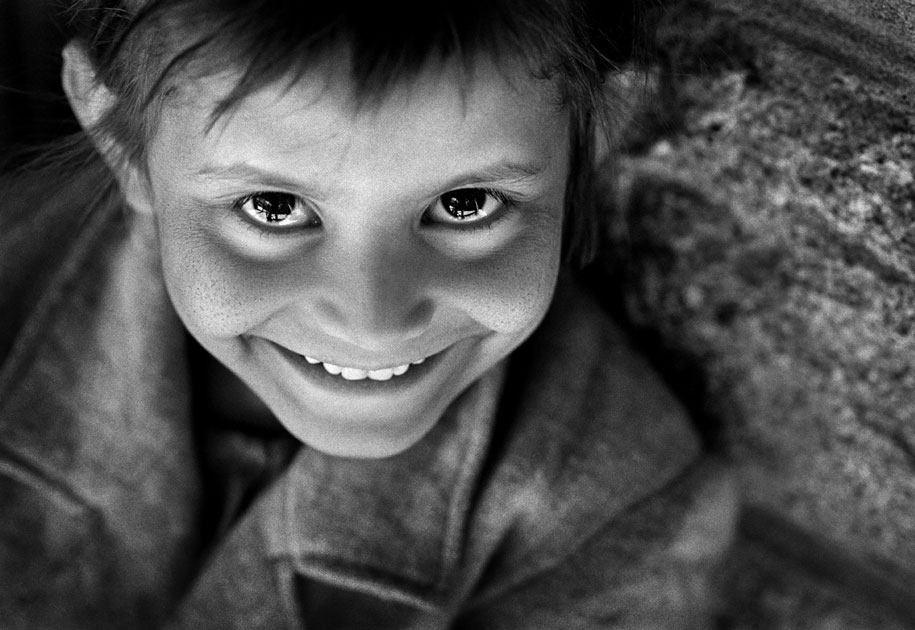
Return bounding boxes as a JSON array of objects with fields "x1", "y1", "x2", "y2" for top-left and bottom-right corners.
[{"x1": 134, "y1": 54, "x2": 570, "y2": 457}]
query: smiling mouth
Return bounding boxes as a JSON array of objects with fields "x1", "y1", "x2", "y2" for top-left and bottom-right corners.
[
  {"x1": 302, "y1": 355, "x2": 427, "y2": 381},
  {"x1": 258, "y1": 337, "x2": 456, "y2": 391}
]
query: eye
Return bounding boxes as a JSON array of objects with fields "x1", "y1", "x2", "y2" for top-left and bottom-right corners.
[
  {"x1": 233, "y1": 192, "x2": 320, "y2": 229},
  {"x1": 424, "y1": 188, "x2": 508, "y2": 225}
]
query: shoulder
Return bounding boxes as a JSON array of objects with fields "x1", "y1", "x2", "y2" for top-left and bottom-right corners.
[
  {"x1": 493, "y1": 275, "x2": 702, "y2": 507},
  {"x1": 0, "y1": 158, "x2": 119, "y2": 363}
]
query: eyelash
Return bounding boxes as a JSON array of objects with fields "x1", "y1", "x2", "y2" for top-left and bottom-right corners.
[
  {"x1": 423, "y1": 188, "x2": 517, "y2": 232},
  {"x1": 228, "y1": 187, "x2": 518, "y2": 235}
]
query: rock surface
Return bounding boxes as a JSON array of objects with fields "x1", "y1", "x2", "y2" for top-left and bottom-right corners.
[{"x1": 589, "y1": 0, "x2": 915, "y2": 626}]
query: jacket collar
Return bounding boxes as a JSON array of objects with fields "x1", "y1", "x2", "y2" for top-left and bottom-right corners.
[{"x1": 255, "y1": 275, "x2": 703, "y2": 611}]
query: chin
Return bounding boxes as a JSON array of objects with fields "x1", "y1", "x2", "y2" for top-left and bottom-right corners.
[{"x1": 275, "y1": 404, "x2": 443, "y2": 460}]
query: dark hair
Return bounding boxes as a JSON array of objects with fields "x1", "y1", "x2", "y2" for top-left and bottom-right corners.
[{"x1": 61, "y1": 0, "x2": 629, "y2": 265}]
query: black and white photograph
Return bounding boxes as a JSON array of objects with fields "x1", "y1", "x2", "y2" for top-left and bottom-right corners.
[{"x1": 0, "y1": 1, "x2": 913, "y2": 628}]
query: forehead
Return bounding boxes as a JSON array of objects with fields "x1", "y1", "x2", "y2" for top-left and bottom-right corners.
[
  {"x1": 150, "y1": 54, "x2": 570, "y2": 187},
  {"x1": 167, "y1": 48, "x2": 564, "y2": 129}
]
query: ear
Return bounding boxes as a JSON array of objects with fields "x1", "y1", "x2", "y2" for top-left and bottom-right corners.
[
  {"x1": 61, "y1": 41, "x2": 156, "y2": 216},
  {"x1": 61, "y1": 41, "x2": 113, "y2": 133}
]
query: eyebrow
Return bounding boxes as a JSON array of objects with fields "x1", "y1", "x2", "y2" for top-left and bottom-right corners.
[
  {"x1": 441, "y1": 161, "x2": 549, "y2": 189},
  {"x1": 194, "y1": 162, "x2": 311, "y2": 190},
  {"x1": 193, "y1": 159, "x2": 550, "y2": 193}
]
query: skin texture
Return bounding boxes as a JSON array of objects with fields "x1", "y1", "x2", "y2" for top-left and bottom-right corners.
[{"x1": 86, "y1": 54, "x2": 571, "y2": 458}]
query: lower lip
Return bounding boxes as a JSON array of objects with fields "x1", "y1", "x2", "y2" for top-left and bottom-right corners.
[{"x1": 263, "y1": 340, "x2": 448, "y2": 393}]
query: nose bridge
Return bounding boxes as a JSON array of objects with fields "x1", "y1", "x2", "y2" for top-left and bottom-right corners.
[{"x1": 315, "y1": 227, "x2": 433, "y2": 346}]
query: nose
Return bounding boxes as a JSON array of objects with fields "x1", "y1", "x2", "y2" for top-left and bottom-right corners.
[{"x1": 311, "y1": 236, "x2": 434, "y2": 350}]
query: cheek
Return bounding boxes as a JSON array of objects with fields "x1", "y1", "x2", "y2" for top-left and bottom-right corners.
[
  {"x1": 155, "y1": 208, "x2": 285, "y2": 339},
  {"x1": 446, "y1": 217, "x2": 563, "y2": 334}
]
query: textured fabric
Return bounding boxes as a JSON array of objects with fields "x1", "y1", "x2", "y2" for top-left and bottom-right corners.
[
  {"x1": 0, "y1": 144, "x2": 735, "y2": 630},
  {"x1": 0, "y1": 177, "x2": 202, "y2": 629}
]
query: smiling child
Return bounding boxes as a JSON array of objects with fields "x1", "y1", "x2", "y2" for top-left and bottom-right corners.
[
  {"x1": 0, "y1": 0, "x2": 736, "y2": 628},
  {"x1": 135, "y1": 53, "x2": 569, "y2": 459}
]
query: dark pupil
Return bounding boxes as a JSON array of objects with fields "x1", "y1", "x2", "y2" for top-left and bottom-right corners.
[
  {"x1": 443, "y1": 189, "x2": 486, "y2": 219},
  {"x1": 253, "y1": 193, "x2": 294, "y2": 222}
]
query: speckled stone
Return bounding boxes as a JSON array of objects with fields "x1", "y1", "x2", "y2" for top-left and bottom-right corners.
[{"x1": 591, "y1": 0, "x2": 915, "y2": 626}]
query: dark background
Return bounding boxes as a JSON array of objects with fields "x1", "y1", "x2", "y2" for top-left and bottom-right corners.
[{"x1": 0, "y1": 0, "x2": 76, "y2": 161}]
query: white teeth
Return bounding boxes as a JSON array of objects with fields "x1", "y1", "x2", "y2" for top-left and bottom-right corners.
[
  {"x1": 340, "y1": 367, "x2": 368, "y2": 380},
  {"x1": 303, "y1": 356, "x2": 422, "y2": 380},
  {"x1": 322, "y1": 362, "x2": 343, "y2": 375},
  {"x1": 367, "y1": 368, "x2": 394, "y2": 381}
]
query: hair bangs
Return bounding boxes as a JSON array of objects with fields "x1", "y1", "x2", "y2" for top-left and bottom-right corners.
[
  {"x1": 64, "y1": 0, "x2": 616, "y2": 267},
  {"x1": 119, "y1": 0, "x2": 600, "y2": 125}
]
